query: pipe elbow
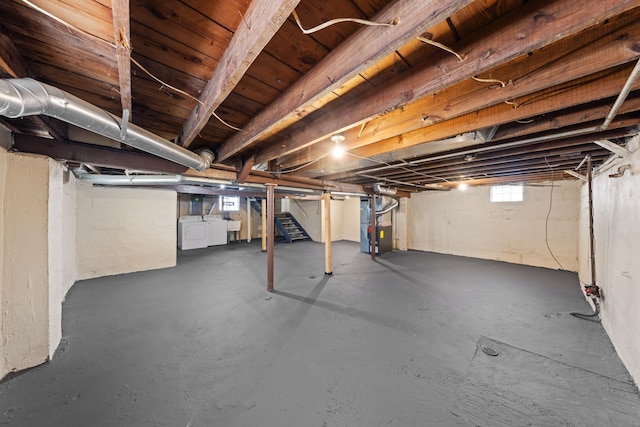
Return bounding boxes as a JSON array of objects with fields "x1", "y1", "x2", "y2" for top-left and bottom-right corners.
[{"x1": 195, "y1": 148, "x2": 215, "y2": 171}]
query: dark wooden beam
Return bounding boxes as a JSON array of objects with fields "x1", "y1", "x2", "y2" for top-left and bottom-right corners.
[
  {"x1": 111, "y1": 0, "x2": 132, "y2": 117},
  {"x1": 235, "y1": 152, "x2": 256, "y2": 184},
  {"x1": 13, "y1": 134, "x2": 366, "y2": 194},
  {"x1": 255, "y1": 0, "x2": 639, "y2": 164},
  {"x1": 13, "y1": 134, "x2": 187, "y2": 172},
  {"x1": 178, "y1": 0, "x2": 301, "y2": 148},
  {"x1": 215, "y1": 0, "x2": 473, "y2": 161}
]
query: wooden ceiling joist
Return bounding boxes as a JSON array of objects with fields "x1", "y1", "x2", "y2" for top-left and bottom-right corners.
[
  {"x1": 255, "y1": 0, "x2": 639, "y2": 165},
  {"x1": 111, "y1": 0, "x2": 132, "y2": 120},
  {"x1": 283, "y1": 12, "x2": 640, "y2": 168},
  {"x1": 215, "y1": 0, "x2": 474, "y2": 162},
  {"x1": 301, "y1": 64, "x2": 640, "y2": 177},
  {"x1": 178, "y1": 0, "x2": 302, "y2": 149},
  {"x1": 235, "y1": 152, "x2": 256, "y2": 184}
]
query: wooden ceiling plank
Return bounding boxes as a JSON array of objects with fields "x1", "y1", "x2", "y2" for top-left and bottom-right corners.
[
  {"x1": 396, "y1": 134, "x2": 632, "y2": 178},
  {"x1": 256, "y1": 0, "x2": 639, "y2": 165},
  {"x1": 0, "y1": 24, "x2": 29, "y2": 77},
  {"x1": 178, "y1": 0, "x2": 302, "y2": 149},
  {"x1": 111, "y1": 0, "x2": 132, "y2": 118},
  {"x1": 285, "y1": 12, "x2": 640, "y2": 167},
  {"x1": 215, "y1": 0, "x2": 474, "y2": 161},
  {"x1": 0, "y1": 23, "x2": 68, "y2": 141},
  {"x1": 388, "y1": 149, "x2": 610, "y2": 182},
  {"x1": 493, "y1": 97, "x2": 640, "y2": 141},
  {"x1": 303, "y1": 64, "x2": 640, "y2": 177}
]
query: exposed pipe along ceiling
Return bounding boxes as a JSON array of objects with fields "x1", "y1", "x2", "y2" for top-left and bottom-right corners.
[
  {"x1": 0, "y1": 78, "x2": 365, "y2": 196},
  {"x1": 0, "y1": 78, "x2": 214, "y2": 172}
]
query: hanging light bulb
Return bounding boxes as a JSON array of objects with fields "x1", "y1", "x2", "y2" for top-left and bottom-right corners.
[
  {"x1": 458, "y1": 182, "x2": 468, "y2": 191},
  {"x1": 331, "y1": 133, "x2": 345, "y2": 158}
]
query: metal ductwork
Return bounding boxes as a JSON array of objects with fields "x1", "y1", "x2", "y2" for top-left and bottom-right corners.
[
  {"x1": 372, "y1": 183, "x2": 397, "y2": 196},
  {"x1": 75, "y1": 173, "x2": 185, "y2": 185},
  {"x1": 72, "y1": 171, "x2": 319, "y2": 195},
  {"x1": 0, "y1": 78, "x2": 214, "y2": 171},
  {"x1": 377, "y1": 197, "x2": 399, "y2": 216}
]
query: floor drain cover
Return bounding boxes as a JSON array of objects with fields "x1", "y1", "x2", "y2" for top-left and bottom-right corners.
[{"x1": 482, "y1": 346, "x2": 499, "y2": 357}]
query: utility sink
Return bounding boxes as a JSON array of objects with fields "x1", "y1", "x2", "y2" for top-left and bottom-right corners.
[{"x1": 226, "y1": 220, "x2": 241, "y2": 231}]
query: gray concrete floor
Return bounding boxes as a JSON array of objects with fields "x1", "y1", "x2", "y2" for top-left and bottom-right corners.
[{"x1": 1, "y1": 241, "x2": 638, "y2": 426}]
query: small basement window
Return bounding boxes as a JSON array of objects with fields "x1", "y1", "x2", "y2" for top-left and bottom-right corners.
[
  {"x1": 490, "y1": 184, "x2": 523, "y2": 202},
  {"x1": 219, "y1": 195, "x2": 240, "y2": 211}
]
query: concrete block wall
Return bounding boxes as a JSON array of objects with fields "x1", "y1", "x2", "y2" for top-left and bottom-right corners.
[
  {"x1": 76, "y1": 183, "x2": 177, "y2": 280},
  {"x1": 407, "y1": 181, "x2": 581, "y2": 271},
  {"x1": 578, "y1": 141, "x2": 640, "y2": 385}
]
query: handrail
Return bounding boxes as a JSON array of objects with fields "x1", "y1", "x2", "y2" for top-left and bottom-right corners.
[{"x1": 292, "y1": 199, "x2": 308, "y2": 218}]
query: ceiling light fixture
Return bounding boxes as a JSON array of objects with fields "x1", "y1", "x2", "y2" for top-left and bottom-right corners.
[
  {"x1": 331, "y1": 133, "x2": 346, "y2": 158},
  {"x1": 458, "y1": 182, "x2": 469, "y2": 191}
]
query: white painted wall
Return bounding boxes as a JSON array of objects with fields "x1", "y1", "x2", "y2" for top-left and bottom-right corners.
[
  {"x1": 76, "y1": 183, "x2": 177, "y2": 280},
  {"x1": 2, "y1": 153, "x2": 53, "y2": 374},
  {"x1": 0, "y1": 129, "x2": 9, "y2": 377},
  {"x1": 407, "y1": 182, "x2": 581, "y2": 271},
  {"x1": 292, "y1": 199, "x2": 322, "y2": 241},
  {"x1": 329, "y1": 199, "x2": 344, "y2": 241},
  {"x1": 0, "y1": 143, "x2": 77, "y2": 378},
  {"x1": 289, "y1": 197, "x2": 360, "y2": 243},
  {"x1": 393, "y1": 197, "x2": 409, "y2": 251},
  {"x1": 578, "y1": 142, "x2": 640, "y2": 385},
  {"x1": 340, "y1": 197, "x2": 361, "y2": 242}
]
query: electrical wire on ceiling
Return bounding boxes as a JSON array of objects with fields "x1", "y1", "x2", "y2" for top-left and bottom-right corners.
[
  {"x1": 291, "y1": 9, "x2": 398, "y2": 35},
  {"x1": 347, "y1": 152, "x2": 451, "y2": 183},
  {"x1": 417, "y1": 36, "x2": 465, "y2": 62},
  {"x1": 20, "y1": 0, "x2": 241, "y2": 132},
  {"x1": 269, "y1": 151, "x2": 332, "y2": 174},
  {"x1": 472, "y1": 76, "x2": 507, "y2": 88}
]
